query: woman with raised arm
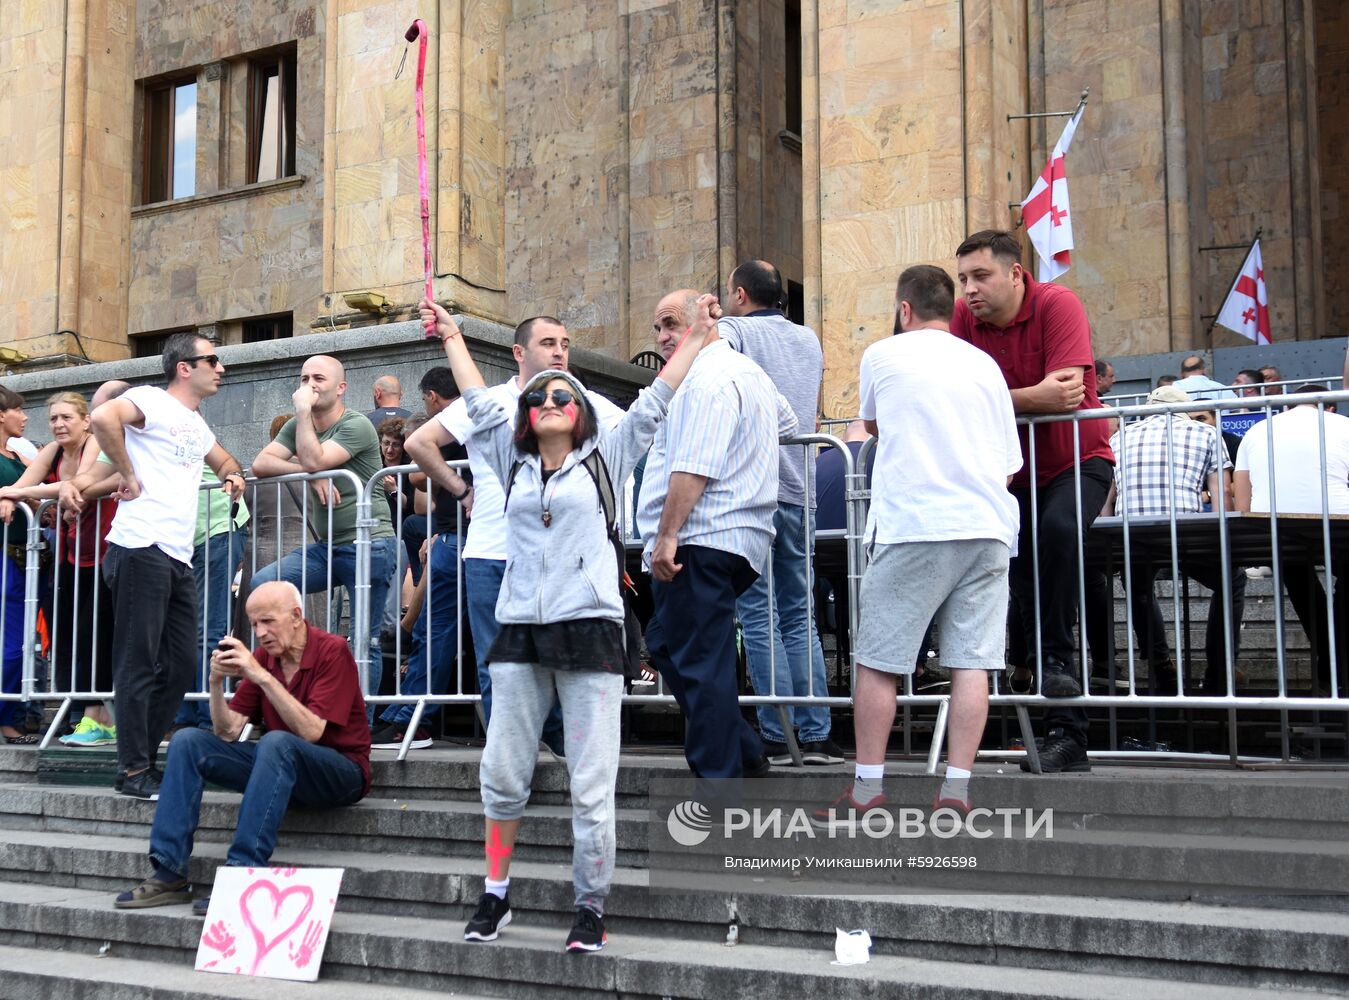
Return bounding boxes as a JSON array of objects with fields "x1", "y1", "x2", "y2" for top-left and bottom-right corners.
[
  {"x1": 0, "y1": 391, "x2": 119, "y2": 746},
  {"x1": 420, "y1": 294, "x2": 716, "y2": 954}
]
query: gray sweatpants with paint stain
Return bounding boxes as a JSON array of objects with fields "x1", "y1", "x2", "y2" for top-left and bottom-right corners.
[{"x1": 479, "y1": 662, "x2": 623, "y2": 912}]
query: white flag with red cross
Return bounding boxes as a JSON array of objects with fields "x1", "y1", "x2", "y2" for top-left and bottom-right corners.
[
  {"x1": 1214, "y1": 239, "x2": 1271, "y2": 345},
  {"x1": 1021, "y1": 104, "x2": 1085, "y2": 283}
]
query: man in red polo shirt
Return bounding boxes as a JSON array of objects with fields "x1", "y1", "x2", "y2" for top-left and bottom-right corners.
[
  {"x1": 114, "y1": 580, "x2": 371, "y2": 911},
  {"x1": 951, "y1": 230, "x2": 1114, "y2": 773}
]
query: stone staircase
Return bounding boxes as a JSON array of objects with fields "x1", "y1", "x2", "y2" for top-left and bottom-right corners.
[{"x1": 0, "y1": 745, "x2": 1345, "y2": 998}]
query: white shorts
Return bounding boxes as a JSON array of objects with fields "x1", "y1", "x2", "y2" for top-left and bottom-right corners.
[{"x1": 854, "y1": 539, "x2": 1009, "y2": 674}]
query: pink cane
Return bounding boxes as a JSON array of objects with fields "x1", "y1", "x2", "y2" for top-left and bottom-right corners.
[{"x1": 404, "y1": 19, "x2": 436, "y2": 337}]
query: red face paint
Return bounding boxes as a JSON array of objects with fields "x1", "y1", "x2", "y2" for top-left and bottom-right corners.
[{"x1": 527, "y1": 399, "x2": 578, "y2": 430}]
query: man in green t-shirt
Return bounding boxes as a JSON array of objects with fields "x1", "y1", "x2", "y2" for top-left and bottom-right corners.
[{"x1": 251, "y1": 356, "x2": 398, "y2": 722}]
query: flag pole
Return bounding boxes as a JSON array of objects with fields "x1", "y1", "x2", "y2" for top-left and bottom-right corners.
[{"x1": 1205, "y1": 227, "x2": 1262, "y2": 343}]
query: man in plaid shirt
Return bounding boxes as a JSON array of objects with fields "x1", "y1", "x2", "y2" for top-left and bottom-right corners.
[{"x1": 1105, "y1": 386, "x2": 1247, "y2": 693}]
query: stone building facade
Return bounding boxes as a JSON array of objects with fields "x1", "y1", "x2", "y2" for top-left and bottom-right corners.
[{"x1": 1, "y1": 0, "x2": 1344, "y2": 416}]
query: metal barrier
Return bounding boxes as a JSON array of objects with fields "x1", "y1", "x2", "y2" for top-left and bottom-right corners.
[
  {"x1": 10, "y1": 392, "x2": 1347, "y2": 770},
  {"x1": 1103, "y1": 375, "x2": 1345, "y2": 409}
]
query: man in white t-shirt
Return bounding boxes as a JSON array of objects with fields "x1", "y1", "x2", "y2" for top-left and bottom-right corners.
[
  {"x1": 1235, "y1": 384, "x2": 1349, "y2": 692},
  {"x1": 815, "y1": 265, "x2": 1021, "y2": 825},
  {"x1": 64, "y1": 333, "x2": 246, "y2": 800},
  {"x1": 404, "y1": 315, "x2": 624, "y2": 751}
]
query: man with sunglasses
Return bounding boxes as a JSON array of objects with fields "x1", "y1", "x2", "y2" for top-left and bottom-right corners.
[
  {"x1": 63, "y1": 334, "x2": 247, "y2": 800},
  {"x1": 405, "y1": 316, "x2": 624, "y2": 751}
]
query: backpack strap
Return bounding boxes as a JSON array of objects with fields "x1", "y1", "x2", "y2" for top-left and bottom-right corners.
[
  {"x1": 503, "y1": 460, "x2": 524, "y2": 508},
  {"x1": 579, "y1": 450, "x2": 617, "y2": 536}
]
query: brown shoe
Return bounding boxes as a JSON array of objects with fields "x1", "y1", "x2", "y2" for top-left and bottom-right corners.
[{"x1": 114, "y1": 877, "x2": 190, "y2": 909}]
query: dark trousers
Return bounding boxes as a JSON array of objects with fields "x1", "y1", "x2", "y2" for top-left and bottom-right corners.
[
  {"x1": 646, "y1": 545, "x2": 763, "y2": 779},
  {"x1": 1010, "y1": 458, "x2": 1113, "y2": 747},
  {"x1": 1283, "y1": 557, "x2": 1349, "y2": 692},
  {"x1": 1129, "y1": 558, "x2": 1247, "y2": 687},
  {"x1": 151, "y1": 727, "x2": 364, "y2": 878},
  {"x1": 103, "y1": 544, "x2": 197, "y2": 773}
]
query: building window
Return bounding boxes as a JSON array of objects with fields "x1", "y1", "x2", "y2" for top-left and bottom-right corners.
[
  {"x1": 784, "y1": 0, "x2": 802, "y2": 137},
  {"x1": 242, "y1": 314, "x2": 294, "y2": 343},
  {"x1": 132, "y1": 329, "x2": 191, "y2": 359},
  {"x1": 142, "y1": 79, "x2": 198, "y2": 203},
  {"x1": 247, "y1": 50, "x2": 297, "y2": 183}
]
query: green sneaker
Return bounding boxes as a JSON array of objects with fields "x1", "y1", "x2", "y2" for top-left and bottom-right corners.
[{"x1": 60, "y1": 717, "x2": 117, "y2": 748}]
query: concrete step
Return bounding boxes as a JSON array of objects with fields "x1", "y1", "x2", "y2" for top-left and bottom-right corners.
[
  {"x1": 0, "y1": 881, "x2": 1338, "y2": 999},
  {"x1": 0, "y1": 828, "x2": 1346, "y2": 991},
  {"x1": 5, "y1": 775, "x2": 1349, "y2": 897},
  {"x1": 0, "y1": 942, "x2": 471, "y2": 999}
]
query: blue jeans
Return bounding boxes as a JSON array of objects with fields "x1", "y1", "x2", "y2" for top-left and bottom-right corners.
[
  {"x1": 253, "y1": 536, "x2": 398, "y2": 717},
  {"x1": 382, "y1": 534, "x2": 461, "y2": 726},
  {"x1": 736, "y1": 503, "x2": 832, "y2": 744},
  {"x1": 150, "y1": 727, "x2": 364, "y2": 878},
  {"x1": 464, "y1": 557, "x2": 563, "y2": 743},
  {"x1": 177, "y1": 529, "x2": 249, "y2": 729}
]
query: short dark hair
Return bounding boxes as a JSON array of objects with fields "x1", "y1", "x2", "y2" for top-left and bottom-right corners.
[
  {"x1": 418, "y1": 366, "x2": 460, "y2": 400},
  {"x1": 514, "y1": 316, "x2": 564, "y2": 349},
  {"x1": 0, "y1": 386, "x2": 24, "y2": 411},
  {"x1": 162, "y1": 332, "x2": 207, "y2": 382},
  {"x1": 1295, "y1": 383, "x2": 1329, "y2": 395},
  {"x1": 955, "y1": 230, "x2": 1022, "y2": 267},
  {"x1": 895, "y1": 265, "x2": 954, "y2": 324},
  {"x1": 1095, "y1": 359, "x2": 1112, "y2": 378},
  {"x1": 1238, "y1": 368, "x2": 1264, "y2": 383},
  {"x1": 1157, "y1": 375, "x2": 1178, "y2": 387},
  {"x1": 729, "y1": 260, "x2": 785, "y2": 312}
]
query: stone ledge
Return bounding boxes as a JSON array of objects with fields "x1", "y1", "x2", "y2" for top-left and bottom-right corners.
[{"x1": 129, "y1": 175, "x2": 307, "y2": 219}]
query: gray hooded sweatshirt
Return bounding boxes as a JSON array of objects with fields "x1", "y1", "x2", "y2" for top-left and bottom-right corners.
[{"x1": 463, "y1": 370, "x2": 674, "y2": 627}]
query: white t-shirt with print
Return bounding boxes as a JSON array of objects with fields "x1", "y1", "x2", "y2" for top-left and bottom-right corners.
[
  {"x1": 106, "y1": 386, "x2": 216, "y2": 564},
  {"x1": 437, "y1": 376, "x2": 625, "y2": 561},
  {"x1": 1235, "y1": 405, "x2": 1349, "y2": 515},
  {"x1": 858, "y1": 328, "x2": 1022, "y2": 549}
]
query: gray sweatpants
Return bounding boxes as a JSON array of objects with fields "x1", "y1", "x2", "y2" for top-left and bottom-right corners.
[{"x1": 479, "y1": 662, "x2": 623, "y2": 912}]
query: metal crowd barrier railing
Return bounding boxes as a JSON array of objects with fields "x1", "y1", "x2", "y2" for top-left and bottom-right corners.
[
  {"x1": 1102, "y1": 375, "x2": 1345, "y2": 409},
  {"x1": 12, "y1": 397, "x2": 1348, "y2": 769}
]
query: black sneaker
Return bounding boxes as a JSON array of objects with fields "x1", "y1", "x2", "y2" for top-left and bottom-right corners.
[
  {"x1": 540, "y1": 732, "x2": 566, "y2": 761},
  {"x1": 1039, "y1": 660, "x2": 1083, "y2": 699},
  {"x1": 121, "y1": 768, "x2": 162, "y2": 801},
  {"x1": 464, "y1": 892, "x2": 511, "y2": 942},
  {"x1": 1021, "y1": 729, "x2": 1090, "y2": 773},
  {"x1": 370, "y1": 723, "x2": 433, "y2": 751},
  {"x1": 800, "y1": 739, "x2": 846, "y2": 765},
  {"x1": 565, "y1": 906, "x2": 607, "y2": 953},
  {"x1": 743, "y1": 755, "x2": 773, "y2": 779},
  {"x1": 760, "y1": 739, "x2": 792, "y2": 765}
]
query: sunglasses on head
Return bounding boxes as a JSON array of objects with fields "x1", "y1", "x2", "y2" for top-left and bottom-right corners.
[{"x1": 523, "y1": 388, "x2": 575, "y2": 408}]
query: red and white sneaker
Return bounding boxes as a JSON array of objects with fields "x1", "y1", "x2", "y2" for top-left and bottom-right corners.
[{"x1": 810, "y1": 785, "x2": 887, "y2": 829}]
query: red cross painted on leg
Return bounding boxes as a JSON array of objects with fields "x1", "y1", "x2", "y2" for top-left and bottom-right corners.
[{"x1": 485, "y1": 826, "x2": 513, "y2": 880}]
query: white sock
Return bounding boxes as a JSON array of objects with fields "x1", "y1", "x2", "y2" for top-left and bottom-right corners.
[
  {"x1": 484, "y1": 876, "x2": 509, "y2": 900},
  {"x1": 853, "y1": 763, "x2": 885, "y2": 800},
  {"x1": 940, "y1": 765, "x2": 971, "y2": 803}
]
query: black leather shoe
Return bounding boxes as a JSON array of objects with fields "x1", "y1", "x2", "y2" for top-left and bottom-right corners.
[{"x1": 1039, "y1": 660, "x2": 1083, "y2": 698}]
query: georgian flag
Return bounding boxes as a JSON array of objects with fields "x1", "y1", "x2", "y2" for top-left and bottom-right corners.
[
  {"x1": 1021, "y1": 104, "x2": 1085, "y2": 283},
  {"x1": 1214, "y1": 239, "x2": 1272, "y2": 345}
]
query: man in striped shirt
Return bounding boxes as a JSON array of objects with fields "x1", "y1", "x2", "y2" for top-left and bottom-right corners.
[{"x1": 637, "y1": 308, "x2": 799, "y2": 780}]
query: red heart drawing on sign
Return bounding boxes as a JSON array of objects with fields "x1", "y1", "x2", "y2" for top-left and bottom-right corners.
[{"x1": 239, "y1": 879, "x2": 315, "y2": 975}]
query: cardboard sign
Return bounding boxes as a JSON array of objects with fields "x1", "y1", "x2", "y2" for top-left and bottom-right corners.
[{"x1": 195, "y1": 867, "x2": 343, "y2": 981}]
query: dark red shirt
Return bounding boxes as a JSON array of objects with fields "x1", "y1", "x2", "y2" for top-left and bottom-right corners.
[
  {"x1": 229, "y1": 625, "x2": 372, "y2": 796},
  {"x1": 951, "y1": 272, "x2": 1114, "y2": 487}
]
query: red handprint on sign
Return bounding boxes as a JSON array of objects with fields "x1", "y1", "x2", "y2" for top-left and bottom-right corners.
[
  {"x1": 288, "y1": 920, "x2": 324, "y2": 969},
  {"x1": 200, "y1": 920, "x2": 237, "y2": 969}
]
